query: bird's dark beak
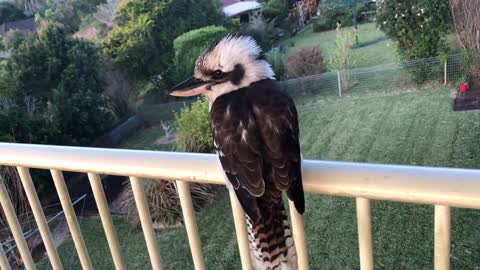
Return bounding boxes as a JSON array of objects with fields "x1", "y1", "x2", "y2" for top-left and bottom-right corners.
[{"x1": 169, "y1": 76, "x2": 210, "y2": 97}]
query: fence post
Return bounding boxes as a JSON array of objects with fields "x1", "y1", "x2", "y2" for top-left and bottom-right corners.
[
  {"x1": 444, "y1": 58, "x2": 448, "y2": 85},
  {"x1": 337, "y1": 70, "x2": 342, "y2": 97}
]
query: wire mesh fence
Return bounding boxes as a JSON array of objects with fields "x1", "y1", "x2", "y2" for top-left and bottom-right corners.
[
  {"x1": 140, "y1": 53, "x2": 479, "y2": 121},
  {"x1": 280, "y1": 53, "x2": 475, "y2": 103}
]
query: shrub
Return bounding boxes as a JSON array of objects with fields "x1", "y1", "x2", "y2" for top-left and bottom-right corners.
[
  {"x1": 0, "y1": 3, "x2": 26, "y2": 25},
  {"x1": 262, "y1": 0, "x2": 289, "y2": 20},
  {"x1": 313, "y1": 20, "x2": 333, "y2": 32},
  {"x1": 173, "y1": 25, "x2": 228, "y2": 82},
  {"x1": 318, "y1": 1, "x2": 375, "y2": 30},
  {"x1": 103, "y1": 0, "x2": 226, "y2": 82},
  {"x1": 120, "y1": 179, "x2": 217, "y2": 227},
  {"x1": 376, "y1": 0, "x2": 451, "y2": 61},
  {"x1": 175, "y1": 98, "x2": 213, "y2": 153},
  {"x1": 3, "y1": 31, "x2": 29, "y2": 51},
  {"x1": 266, "y1": 48, "x2": 286, "y2": 80},
  {"x1": 330, "y1": 24, "x2": 356, "y2": 90},
  {"x1": 284, "y1": 46, "x2": 326, "y2": 78}
]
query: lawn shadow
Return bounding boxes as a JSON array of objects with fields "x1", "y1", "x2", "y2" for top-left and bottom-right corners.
[{"x1": 353, "y1": 36, "x2": 388, "y2": 49}]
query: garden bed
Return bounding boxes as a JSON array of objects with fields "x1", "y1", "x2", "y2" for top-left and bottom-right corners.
[{"x1": 453, "y1": 80, "x2": 480, "y2": 111}]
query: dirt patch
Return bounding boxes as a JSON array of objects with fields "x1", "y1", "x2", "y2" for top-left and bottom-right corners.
[{"x1": 453, "y1": 79, "x2": 480, "y2": 111}]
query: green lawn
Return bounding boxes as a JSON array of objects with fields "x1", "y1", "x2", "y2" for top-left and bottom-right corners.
[
  {"x1": 278, "y1": 23, "x2": 400, "y2": 69},
  {"x1": 119, "y1": 124, "x2": 174, "y2": 151},
  {"x1": 38, "y1": 87, "x2": 480, "y2": 269}
]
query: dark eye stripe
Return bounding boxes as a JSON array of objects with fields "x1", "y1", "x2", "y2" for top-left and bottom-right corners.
[
  {"x1": 205, "y1": 64, "x2": 245, "y2": 85},
  {"x1": 212, "y1": 70, "x2": 224, "y2": 80}
]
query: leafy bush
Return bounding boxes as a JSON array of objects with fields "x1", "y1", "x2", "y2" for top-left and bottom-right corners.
[
  {"x1": 376, "y1": 0, "x2": 451, "y2": 61},
  {"x1": 173, "y1": 25, "x2": 228, "y2": 82},
  {"x1": 175, "y1": 98, "x2": 212, "y2": 153},
  {"x1": 284, "y1": 46, "x2": 326, "y2": 78},
  {"x1": 0, "y1": 2, "x2": 27, "y2": 24},
  {"x1": 36, "y1": 0, "x2": 107, "y2": 33},
  {"x1": 262, "y1": 0, "x2": 289, "y2": 20},
  {"x1": 0, "y1": 23, "x2": 113, "y2": 145},
  {"x1": 2, "y1": 31, "x2": 29, "y2": 51},
  {"x1": 318, "y1": 1, "x2": 375, "y2": 30},
  {"x1": 103, "y1": 0, "x2": 226, "y2": 82},
  {"x1": 313, "y1": 20, "x2": 333, "y2": 32},
  {"x1": 266, "y1": 48, "x2": 286, "y2": 80},
  {"x1": 330, "y1": 24, "x2": 356, "y2": 90}
]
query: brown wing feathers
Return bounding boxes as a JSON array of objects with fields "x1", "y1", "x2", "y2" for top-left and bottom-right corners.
[{"x1": 210, "y1": 79, "x2": 305, "y2": 222}]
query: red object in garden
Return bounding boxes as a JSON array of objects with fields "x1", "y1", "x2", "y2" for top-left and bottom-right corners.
[{"x1": 459, "y1": 83, "x2": 468, "y2": 93}]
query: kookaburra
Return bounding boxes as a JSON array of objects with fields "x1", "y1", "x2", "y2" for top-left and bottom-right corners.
[{"x1": 170, "y1": 35, "x2": 305, "y2": 270}]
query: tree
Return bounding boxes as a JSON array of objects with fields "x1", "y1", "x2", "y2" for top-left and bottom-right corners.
[
  {"x1": 36, "y1": 0, "x2": 107, "y2": 33},
  {"x1": 449, "y1": 1, "x2": 480, "y2": 51},
  {"x1": 103, "y1": 0, "x2": 226, "y2": 84},
  {"x1": 0, "y1": 2, "x2": 27, "y2": 24},
  {"x1": 0, "y1": 22, "x2": 113, "y2": 145},
  {"x1": 449, "y1": 1, "x2": 480, "y2": 80},
  {"x1": 377, "y1": 0, "x2": 451, "y2": 60}
]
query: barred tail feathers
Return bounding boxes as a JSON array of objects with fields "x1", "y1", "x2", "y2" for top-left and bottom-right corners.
[{"x1": 246, "y1": 202, "x2": 298, "y2": 270}]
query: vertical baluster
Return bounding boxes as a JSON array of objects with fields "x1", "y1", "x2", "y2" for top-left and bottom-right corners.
[
  {"x1": 17, "y1": 167, "x2": 62, "y2": 270},
  {"x1": 87, "y1": 173, "x2": 125, "y2": 270},
  {"x1": 434, "y1": 205, "x2": 451, "y2": 270},
  {"x1": 129, "y1": 177, "x2": 162, "y2": 270},
  {"x1": 176, "y1": 181, "x2": 205, "y2": 270},
  {"x1": 50, "y1": 170, "x2": 92, "y2": 270},
  {"x1": 0, "y1": 241, "x2": 11, "y2": 270},
  {"x1": 356, "y1": 198, "x2": 373, "y2": 270},
  {"x1": 288, "y1": 200, "x2": 309, "y2": 270},
  {"x1": 229, "y1": 191, "x2": 252, "y2": 270},
  {"x1": 0, "y1": 177, "x2": 29, "y2": 270}
]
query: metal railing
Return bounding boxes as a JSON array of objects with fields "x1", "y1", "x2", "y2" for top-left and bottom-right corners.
[{"x1": 1, "y1": 143, "x2": 480, "y2": 270}]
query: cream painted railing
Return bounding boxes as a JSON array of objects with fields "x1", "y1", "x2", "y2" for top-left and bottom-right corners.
[{"x1": 1, "y1": 143, "x2": 480, "y2": 270}]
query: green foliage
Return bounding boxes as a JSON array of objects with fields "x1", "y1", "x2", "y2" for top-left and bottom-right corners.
[
  {"x1": 313, "y1": 19, "x2": 333, "y2": 32},
  {"x1": 262, "y1": 0, "x2": 289, "y2": 20},
  {"x1": 0, "y1": 2, "x2": 27, "y2": 24},
  {"x1": 0, "y1": 23, "x2": 113, "y2": 145},
  {"x1": 376, "y1": 0, "x2": 451, "y2": 60},
  {"x1": 318, "y1": 1, "x2": 375, "y2": 30},
  {"x1": 175, "y1": 98, "x2": 212, "y2": 153},
  {"x1": 103, "y1": 0, "x2": 226, "y2": 83},
  {"x1": 36, "y1": 0, "x2": 107, "y2": 33},
  {"x1": 330, "y1": 24, "x2": 356, "y2": 70},
  {"x1": 266, "y1": 48, "x2": 286, "y2": 80},
  {"x1": 330, "y1": 24, "x2": 356, "y2": 89},
  {"x1": 173, "y1": 25, "x2": 227, "y2": 81}
]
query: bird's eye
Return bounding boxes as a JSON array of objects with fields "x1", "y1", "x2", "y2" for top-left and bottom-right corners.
[{"x1": 212, "y1": 70, "x2": 224, "y2": 80}]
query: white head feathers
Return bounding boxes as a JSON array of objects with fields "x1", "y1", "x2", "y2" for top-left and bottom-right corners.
[{"x1": 194, "y1": 35, "x2": 275, "y2": 102}]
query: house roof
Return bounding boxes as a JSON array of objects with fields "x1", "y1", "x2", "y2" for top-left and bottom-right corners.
[
  {"x1": 0, "y1": 18, "x2": 36, "y2": 35},
  {"x1": 222, "y1": 1, "x2": 261, "y2": 17},
  {"x1": 221, "y1": 0, "x2": 241, "y2": 7}
]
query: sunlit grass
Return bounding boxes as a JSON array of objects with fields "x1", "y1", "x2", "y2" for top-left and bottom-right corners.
[{"x1": 278, "y1": 23, "x2": 400, "y2": 69}]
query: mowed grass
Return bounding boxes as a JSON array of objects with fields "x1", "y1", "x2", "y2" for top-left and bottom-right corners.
[
  {"x1": 119, "y1": 124, "x2": 174, "y2": 151},
  {"x1": 279, "y1": 23, "x2": 400, "y2": 68},
  {"x1": 39, "y1": 87, "x2": 480, "y2": 269}
]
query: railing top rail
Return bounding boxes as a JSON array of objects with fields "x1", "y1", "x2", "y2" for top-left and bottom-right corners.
[{"x1": 1, "y1": 143, "x2": 480, "y2": 209}]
